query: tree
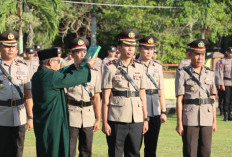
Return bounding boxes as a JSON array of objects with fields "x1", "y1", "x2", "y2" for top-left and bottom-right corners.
[{"x1": 0, "y1": 0, "x2": 63, "y2": 52}]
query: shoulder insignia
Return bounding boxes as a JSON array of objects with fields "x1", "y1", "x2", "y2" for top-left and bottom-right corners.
[
  {"x1": 177, "y1": 67, "x2": 184, "y2": 71},
  {"x1": 106, "y1": 59, "x2": 118, "y2": 66},
  {"x1": 204, "y1": 66, "x2": 214, "y2": 72},
  {"x1": 17, "y1": 59, "x2": 27, "y2": 65},
  {"x1": 153, "y1": 60, "x2": 162, "y2": 65},
  {"x1": 134, "y1": 59, "x2": 142, "y2": 64}
]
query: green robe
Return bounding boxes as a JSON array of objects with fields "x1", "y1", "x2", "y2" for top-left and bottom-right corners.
[{"x1": 31, "y1": 64, "x2": 91, "y2": 157}]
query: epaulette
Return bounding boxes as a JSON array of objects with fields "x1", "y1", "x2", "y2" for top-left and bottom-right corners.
[
  {"x1": 16, "y1": 59, "x2": 27, "y2": 65},
  {"x1": 153, "y1": 60, "x2": 162, "y2": 65},
  {"x1": 204, "y1": 66, "x2": 214, "y2": 72},
  {"x1": 134, "y1": 59, "x2": 142, "y2": 64},
  {"x1": 106, "y1": 59, "x2": 118, "y2": 66},
  {"x1": 177, "y1": 67, "x2": 184, "y2": 71}
]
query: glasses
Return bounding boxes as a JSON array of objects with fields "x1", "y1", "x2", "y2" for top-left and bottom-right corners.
[{"x1": 52, "y1": 59, "x2": 61, "y2": 63}]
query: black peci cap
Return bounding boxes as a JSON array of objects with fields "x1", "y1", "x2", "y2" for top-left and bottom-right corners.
[{"x1": 38, "y1": 48, "x2": 59, "y2": 61}]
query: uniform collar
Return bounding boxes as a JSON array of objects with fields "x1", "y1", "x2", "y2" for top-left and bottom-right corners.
[
  {"x1": 138, "y1": 57, "x2": 154, "y2": 67},
  {"x1": 188, "y1": 64, "x2": 207, "y2": 74},
  {"x1": 118, "y1": 58, "x2": 136, "y2": 68},
  {"x1": 0, "y1": 58, "x2": 18, "y2": 66}
]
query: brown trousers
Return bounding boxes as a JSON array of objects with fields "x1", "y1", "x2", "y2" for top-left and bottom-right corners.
[
  {"x1": 0, "y1": 125, "x2": 25, "y2": 157},
  {"x1": 69, "y1": 126, "x2": 94, "y2": 157},
  {"x1": 182, "y1": 126, "x2": 212, "y2": 157}
]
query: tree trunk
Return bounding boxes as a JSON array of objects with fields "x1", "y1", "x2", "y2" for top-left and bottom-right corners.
[
  {"x1": 18, "y1": 22, "x2": 23, "y2": 54},
  {"x1": 27, "y1": 23, "x2": 34, "y2": 47}
]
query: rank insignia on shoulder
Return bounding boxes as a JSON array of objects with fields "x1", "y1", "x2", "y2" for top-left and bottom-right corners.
[
  {"x1": 17, "y1": 59, "x2": 27, "y2": 65},
  {"x1": 134, "y1": 59, "x2": 142, "y2": 64},
  {"x1": 204, "y1": 66, "x2": 213, "y2": 71},
  {"x1": 106, "y1": 59, "x2": 118, "y2": 66},
  {"x1": 153, "y1": 60, "x2": 162, "y2": 65}
]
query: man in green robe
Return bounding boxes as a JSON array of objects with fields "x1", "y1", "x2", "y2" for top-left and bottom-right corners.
[{"x1": 31, "y1": 48, "x2": 95, "y2": 157}]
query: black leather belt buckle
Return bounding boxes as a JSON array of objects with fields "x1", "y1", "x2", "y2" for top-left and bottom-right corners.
[
  {"x1": 126, "y1": 91, "x2": 132, "y2": 97},
  {"x1": 198, "y1": 99, "x2": 204, "y2": 106},
  {"x1": 11, "y1": 99, "x2": 17, "y2": 107},
  {"x1": 80, "y1": 101, "x2": 87, "y2": 108}
]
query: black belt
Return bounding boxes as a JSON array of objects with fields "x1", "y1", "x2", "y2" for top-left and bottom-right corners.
[
  {"x1": 224, "y1": 77, "x2": 231, "y2": 80},
  {"x1": 0, "y1": 99, "x2": 24, "y2": 107},
  {"x1": 68, "y1": 100, "x2": 92, "y2": 108},
  {"x1": 184, "y1": 98, "x2": 214, "y2": 105},
  {"x1": 112, "y1": 91, "x2": 139, "y2": 97},
  {"x1": 146, "y1": 89, "x2": 158, "y2": 95}
]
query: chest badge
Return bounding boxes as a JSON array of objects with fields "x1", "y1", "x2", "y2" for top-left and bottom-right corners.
[
  {"x1": 0, "y1": 82, "x2": 4, "y2": 89},
  {"x1": 190, "y1": 86, "x2": 195, "y2": 92},
  {"x1": 117, "y1": 80, "x2": 123, "y2": 86}
]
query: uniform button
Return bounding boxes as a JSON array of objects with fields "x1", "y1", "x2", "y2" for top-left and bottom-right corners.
[{"x1": 13, "y1": 91, "x2": 16, "y2": 94}]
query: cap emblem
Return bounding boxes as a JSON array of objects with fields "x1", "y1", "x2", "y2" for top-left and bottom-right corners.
[
  {"x1": 198, "y1": 41, "x2": 204, "y2": 48},
  {"x1": 148, "y1": 38, "x2": 154, "y2": 44},
  {"x1": 8, "y1": 33, "x2": 14, "y2": 40},
  {"x1": 128, "y1": 31, "x2": 135, "y2": 38},
  {"x1": 78, "y1": 39, "x2": 84, "y2": 45}
]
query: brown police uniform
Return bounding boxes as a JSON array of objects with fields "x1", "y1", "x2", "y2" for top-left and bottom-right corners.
[
  {"x1": 0, "y1": 31, "x2": 31, "y2": 157},
  {"x1": 67, "y1": 69, "x2": 101, "y2": 157},
  {"x1": 67, "y1": 37, "x2": 101, "y2": 157},
  {"x1": 102, "y1": 28, "x2": 147, "y2": 157},
  {"x1": 138, "y1": 36, "x2": 165, "y2": 157},
  {"x1": 23, "y1": 48, "x2": 39, "y2": 79},
  {"x1": 215, "y1": 59, "x2": 225, "y2": 116},
  {"x1": 216, "y1": 48, "x2": 232, "y2": 120},
  {"x1": 175, "y1": 39, "x2": 217, "y2": 157}
]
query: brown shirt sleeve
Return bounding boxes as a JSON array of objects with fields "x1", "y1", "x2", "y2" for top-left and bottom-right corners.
[
  {"x1": 210, "y1": 71, "x2": 217, "y2": 95},
  {"x1": 175, "y1": 70, "x2": 185, "y2": 97},
  {"x1": 101, "y1": 65, "x2": 113, "y2": 89},
  {"x1": 94, "y1": 70, "x2": 102, "y2": 93},
  {"x1": 159, "y1": 64, "x2": 164, "y2": 90}
]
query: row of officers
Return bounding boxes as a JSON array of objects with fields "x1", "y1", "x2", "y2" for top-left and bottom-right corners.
[{"x1": 0, "y1": 28, "x2": 221, "y2": 157}]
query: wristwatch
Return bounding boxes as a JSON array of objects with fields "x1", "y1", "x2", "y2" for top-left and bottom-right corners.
[
  {"x1": 161, "y1": 111, "x2": 167, "y2": 115},
  {"x1": 144, "y1": 117, "x2": 150, "y2": 122}
]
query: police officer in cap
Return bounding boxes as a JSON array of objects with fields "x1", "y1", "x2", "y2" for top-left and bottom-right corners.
[
  {"x1": 138, "y1": 36, "x2": 167, "y2": 157},
  {"x1": 67, "y1": 37, "x2": 101, "y2": 157},
  {"x1": 102, "y1": 29, "x2": 148, "y2": 157},
  {"x1": 175, "y1": 39, "x2": 217, "y2": 157},
  {"x1": 23, "y1": 48, "x2": 39, "y2": 79},
  {"x1": 216, "y1": 47, "x2": 232, "y2": 121},
  {"x1": 0, "y1": 30, "x2": 33, "y2": 157},
  {"x1": 102, "y1": 46, "x2": 117, "y2": 65}
]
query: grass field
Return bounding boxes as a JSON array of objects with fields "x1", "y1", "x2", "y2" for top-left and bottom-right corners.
[{"x1": 23, "y1": 114, "x2": 232, "y2": 157}]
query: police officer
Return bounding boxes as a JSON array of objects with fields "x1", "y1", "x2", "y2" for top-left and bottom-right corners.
[
  {"x1": 102, "y1": 29, "x2": 148, "y2": 157},
  {"x1": 67, "y1": 37, "x2": 101, "y2": 157},
  {"x1": 23, "y1": 48, "x2": 39, "y2": 79},
  {"x1": 175, "y1": 39, "x2": 217, "y2": 157},
  {"x1": 178, "y1": 48, "x2": 191, "y2": 69},
  {"x1": 138, "y1": 36, "x2": 167, "y2": 157},
  {"x1": 215, "y1": 58, "x2": 224, "y2": 116},
  {"x1": 102, "y1": 46, "x2": 117, "y2": 65},
  {"x1": 217, "y1": 47, "x2": 232, "y2": 121},
  {"x1": 60, "y1": 49, "x2": 74, "y2": 68},
  {"x1": 0, "y1": 30, "x2": 33, "y2": 157}
]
